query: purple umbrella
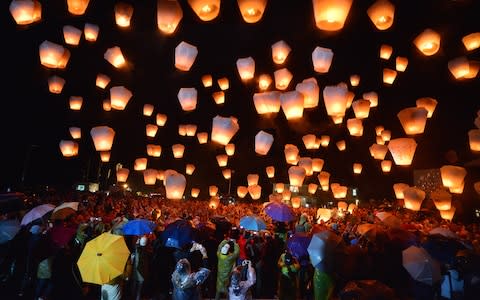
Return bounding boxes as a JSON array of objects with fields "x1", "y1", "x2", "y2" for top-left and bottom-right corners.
[
  {"x1": 287, "y1": 232, "x2": 312, "y2": 260},
  {"x1": 264, "y1": 202, "x2": 295, "y2": 222}
]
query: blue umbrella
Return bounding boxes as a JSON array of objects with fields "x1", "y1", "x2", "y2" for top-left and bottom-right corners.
[
  {"x1": 287, "y1": 232, "x2": 312, "y2": 261},
  {"x1": 264, "y1": 202, "x2": 295, "y2": 222},
  {"x1": 240, "y1": 215, "x2": 267, "y2": 231},
  {"x1": 122, "y1": 219, "x2": 156, "y2": 235},
  {"x1": 162, "y1": 219, "x2": 194, "y2": 249},
  {"x1": 0, "y1": 219, "x2": 21, "y2": 244}
]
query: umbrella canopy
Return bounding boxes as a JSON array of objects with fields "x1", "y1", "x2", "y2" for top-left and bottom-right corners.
[
  {"x1": 21, "y1": 204, "x2": 55, "y2": 225},
  {"x1": 422, "y1": 234, "x2": 466, "y2": 265},
  {"x1": 356, "y1": 223, "x2": 385, "y2": 241},
  {"x1": 122, "y1": 219, "x2": 156, "y2": 235},
  {"x1": 402, "y1": 245, "x2": 442, "y2": 286},
  {"x1": 386, "y1": 228, "x2": 419, "y2": 250},
  {"x1": 429, "y1": 227, "x2": 459, "y2": 239},
  {"x1": 49, "y1": 224, "x2": 77, "y2": 248},
  {"x1": 239, "y1": 215, "x2": 267, "y2": 231},
  {"x1": 264, "y1": 202, "x2": 295, "y2": 222},
  {"x1": 77, "y1": 232, "x2": 130, "y2": 285},
  {"x1": 0, "y1": 219, "x2": 21, "y2": 244},
  {"x1": 307, "y1": 230, "x2": 343, "y2": 271},
  {"x1": 162, "y1": 219, "x2": 194, "y2": 249},
  {"x1": 287, "y1": 232, "x2": 312, "y2": 261},
  {"x1": 51, "y1": 202, "x2": 79, "y2": 220}
]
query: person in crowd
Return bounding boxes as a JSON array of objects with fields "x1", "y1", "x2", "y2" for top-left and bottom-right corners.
[
  {"x1": 295, "y1": 213, "x2": 312, "y2": 233},
  {"x1": 215, "y1": 239, "x2": 239, "y2": 300},
  {"x1": 228, "y1": 259, "x2": 256, "y2": 300},
  {"x1": 130, "y1": 235, "x2": 150, "y2": 300},
  {"x1": 171, "y1": 258, "x2": 210, "y2": 300},
  {"x1": 277, "y1": 252, "x2": 300, "y2": 300}
]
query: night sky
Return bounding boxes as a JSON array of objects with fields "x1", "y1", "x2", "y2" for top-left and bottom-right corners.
[{"x1": 1, "y1": 0, "x2": 480, "y2": 216}]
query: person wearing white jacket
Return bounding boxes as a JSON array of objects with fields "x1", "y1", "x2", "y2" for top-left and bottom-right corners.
[{"x1": 228, "y1": 260, "x2": 256, "y2": 300}]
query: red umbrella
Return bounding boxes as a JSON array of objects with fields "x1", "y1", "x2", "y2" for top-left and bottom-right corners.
[{"x1": 49, "y1": 224, "x2": 77, "y2": 248}]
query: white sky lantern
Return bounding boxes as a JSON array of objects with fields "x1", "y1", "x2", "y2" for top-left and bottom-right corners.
[
  {"x1": 464, "y1": 61, "x2": 480, "y2": 79},
  {"x1": 143, "y1": 104, "x2": 154, "y2": 117},
  {"x1": 415, "y1": 97, "x2": 437, "y2": 119},
  {"x1": 323, "y1": 83, "x2": 348, "y2": 118},
  {"x1": 255, "y1": 130, "x2": 274, "y2": 155},
  {"x1": 282, "y1": 190, "x2": 292, "y2": 201},
  {"x1": 110, "y1": 86, "x2": 132, "y2": 110},
  {"x1": 440, "y1": 165, "x2": 467, "y2": 189},
  {"x1": 172, "y1": 144, "x2": 185, "y2": 158},
  {"x1": 280, "y1": 91, "x2": 304, "y2": 120},
  {"x1": 291, "y1": 196, "x2": 301, "y2": 208},
  {"x1": 275, "y1": 183, "x2": 284, "y2": 193},
  {"x1": 175, "y1": 41, "x2": 198, "y2": 71},
  {"x1": 185, "y1": 164, "x2": 196, "y2": 175},
  {"x1": 312, "y1": 46, "x2": 334, "y2": 73},
  {"x1": 347, "y1": 118, "x2": 363, "y2": 136},
  {"x1": 345, "y1": 91, "x2": 355, "y2": 109},
  {"x1": 186, "y1": 124, "x2": 197, "y2": 136},
  {"x1": 143, "y1": 169, "x2": 157, "y2": 185},
  {"x1": 319, "y1": 171, "x2": 330, "y2": 190},
  {"x1": 191, "y1": 188, "x2": 200, "y2": 198},
  {"x1": 146, "y1": 124, "x2": 158, "y2": 138},
  {"x1": 388, "y1": 138, "x2": 417, "y2": 166},
  {"x1": 353, "y1": 163, "x2": 362, "y2": 174},
  {"x1": 303, "y1": 134, "x2": 317, "y2": 150},
  {"x1": 298, "y1": 157, "x2": 313, "y2": 176},
  {"x1": 289, "y1": 166, "x2": 306, "y2": 187},
  {"x1": 367, "y1": 0, "x2": 395, "y2": 31},
  {"x1": 271, "y1": 40, "x2": 291, "y2": 64},
  {"x1": 462, "y1": 32, "x2": 480, "y2": 51},
  {"x1": 393, "y1": 183, "x2": 409, "y2": 199},
  {"x1": 369, "y1": 143, "x2": 388, "y2": 160},
  {"x1": 84, "y1": 23, "x2": 99, "y2": 42},
  {"x1": 448, "y1": 56, "x2": 470, "y2": 79},
  {"x1": 157, "y1": 170, "x2": 165, "y2": 181},
  {"x1": 202, "y1": 74, "x2": 213, "y2": 87},
  {"x1": 9, "y1": 0, "x2": 42, "y2": 25},
  {"x1": 266, "y1": 166, "x2": 275, "y2": 178},
  {"x1": 69, "y1": 127, "x2": 81, "y2": 139},
  {"x1": 312, "y1": 0, "x2": 352, "y2": 31},
  {"x1": 222, "y1": 168, "x2": 231, "y2": 179},
  {"x1": 209, "y1": 185, "x2": 218, "y2": 197},
  {"x1": 63, "y1": 25, "x2": 82, "y2": 46},
  {"x1": 381, "y1": 160, "x2": 392, "y2": 173},
  {"x1": 380, "y1": 44, "x2": 393, "y2": 60},
  {"x1": 449, "y1": 181, "x2": 464, "y2": 194},
  {"x1": 363, "y1": 91, "x2": 378, "y2": 108},
  {"x1": 312, "y1": 158, "x2": 324, "y2": 172},
  {"x1": 216, "y1": 154, "x2": 228, "y2": 167},
  {"x1": 236, "y1": 57, "x2": 255, "y2": 81},
  {"x1": 99, "y1": 152, "x2": 111, "y2": 164},
  {"x1": 431, "y1": 190, "x2": 452, "y2": 211},
  {"x1": 284, "y1": 144, "x2": 299, "y2": 165},
  {"x1": 116, "y1": 168, "x2": 129, "y2": 182},
  {"x1": 247, "y1": 174, "x2": 259, "y2": 186},
  {"x1": 225, "y1": 144, "x2": 235, "y2": 156},
  {"x1": 336, "y1": 140, "x2": 346, "y2": 151},
  {"x1": 59, "y1": 140, "x2": 78, "y2": 157},
  {"x1": 69, "y1": 96, "x2": 83, "y2": 111},
  {"x1": 237, "y1": 186, "x2": 248, "y2": 198},
  {"x1": 338, "y1": 201, "x2": 348, "y2": 211},
  {"x1": 414, "y1": 29, "x2": 441, "y2": 56},
  {"x1": 188, "y1": 0, "x2": 220, "y2": 21},
  {"x1": 134, "y1": 158, "x2": 147, "y2": 171},
  {"x1": 146, "y1": 144, "x2": 162, "y2": 157},
  {"x1": 320, "y1": 135, "x2": 330, "y2": 147},
  {"x1": 156, "y1": 113, "x2": 167, "y2": 126},
  {"x1": 375, "y1": 125, "x2": 385, "y2": 136},
  {"x1": 376, "y1": 136, "x2": 385, "y2": 145},
  {"x1": 90, "y1": 126, "x2": 115, "y2": 151},
  {"x1": 67, "y1": 0, "x2": 89, "y2": 15},
  {"x1": 352, "y1": 99, "x2": 370, "y2": 119},
  {"x1": 396, "y1": 56, "x2": 408, "y2": 72},
  {"x1": 48, "y1": 75, "x2": 65, "y2": 94},
  {"x1": 348, "y1": 203, "x2": 356, "y2": 214},
  {"x1": 350, "y1": 74, "x2": 360, "y2": 87},
  {"x1": 103, "y1": 99, "x2": 111, "y2": 111},
  {"x1": 258, "y1": 74, "x2": 272, "y2": 90},
  {"x1": 308, "y1": 183, "x2": 318, "y2": 194},
  {"x1": 96, "y1": 74, "x2": 110, "y2": 89},
  {"x1": 469, "y1": 129, "x2": 480, "y2": 151},
  {"x1": 115, "y1": 2, "x2": 133, "y2": 27},
  {"x1": 403, "y1": 187, "x2": 425, "y2": 211},
  {"x1": 253, "y1": 91, "x2": 281, "y2": 114},
  {"x1": 217, "y1": 77, "x2": 229, "y2": 90},
  {"x1": 440, "y1": 206, "x2": 456, "y2": 221},
  {"x1": 332, "y1": 185, "x2": 348, "y2": 199},
  {"x1": 296, "y1": 80, "x2": 319, "y2": 109},
  {"x1": 237, "y1": 0, "x2": 267, "y2": 23},
  {"x1": 165, "y1": 172, "x2": 186, "y2": 200},
  {"x1": 383, "y1": 68, "x2": 397, "y2": 85},
  {"x1": 211, "y1": 115, "x2": 239, "y2": 145},
  {"x1": 274, "y1": 68, "x2": 293, "y2": 90},
  {"x1": 212, "y1": 91, "x2": 225, "y2": 105},
  {"x1": 381, "y1": 130, "x2": 391, "y2": 142},
  {"x1": 178, "y1": 124, "x2": 187, "y2": 136},
  {"x1": 104, "y1": 46, "x2": 126, "y2": 68},
  {"x1": 157, "y1": 0, "x2": 183, "y2": 35},
  {"x1": 39, "y1": 41, "x2": 70, "y2": 69},
  {"x1": 317, "y1": 208, "x2": 332, "y2": 223},
  {"x1": 397, "y1": 107, "x2": 428, "y2": 135},
  {"x1": 197, "y1": 132, "x2": 208, "y2": 144},
  {"x1": 177, "y1": 87, "x2": 197, "y2": 111}
]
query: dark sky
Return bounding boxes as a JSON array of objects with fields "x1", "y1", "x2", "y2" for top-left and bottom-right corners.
[{"x1": 1, "y1": 0, "x2": 480, "y2": 212}]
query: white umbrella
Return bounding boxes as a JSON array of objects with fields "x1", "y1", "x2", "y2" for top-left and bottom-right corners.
[
  {"x1": 21, "y1": 204, "x2": 55, "y2": 225},
  {"x1": 402, "y1": 246, "x2": 441, "y2": 286}
]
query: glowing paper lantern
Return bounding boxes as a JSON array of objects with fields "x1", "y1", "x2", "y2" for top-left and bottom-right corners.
[
  {"x1": 266, "y1": 166, "x2": 275, "y2": 178},
  {"x1": 188, "y1": 0, "x2": 220, "y2": 21},
  {"x1": 299, "y1": 157, "x2": 313, "y2": 176},
  {"x1": 67, "y1": 0, "x2": 89, "y2": 15},
  {"x1": 396, "y1": 57, "x2": 408, "y2": 72},
  {"x1": 369, "y1": 144, "x2": 388, "y2": 160},
  {"x1": 338, "y1": 201, "x2": 348, "y2": 211},
  {"x1": 172, "y1": 144, "x2": 185, "y2": 158},
  {"x1": 312, "y1": 158, "x2": 324, "y2": 172},
  {"x1": 381, "y1": 160, "x2": 392, "y2": 173},
  {"x1": 352, "y1": 99, "x2": 370, "y2": 119},
  {"x1": 380, "y1": 44, "x2": 393, "y2": 60},
  {"x1": 303, "y1": 134, "x2": 317, "y2": 150},
  {"x1": 363, "y1": 91, "x2": 378, "y2": 108},
  {"x1": 274, "y1": 68, "x2": 293, "y2": 90},
  {"x1": 255, "y1": 131, "x2": 274, "y2": 155},
  {"x1": 275, "y1": 183, "x2": 284, "y2": 193},
  {"x1": 430, "y1": 190, "x2": 452, "y2": 211},
  {"x1": 258, "y1": 74, "x2": 272, "y2": 90},
  {"x1": 332, "y1": 185, "x2": 347, "y2": 199},
  {"x1": 197, "y1": 132, "x2": 208, "y2": 144},
  {"x1": 414, "y1": 97, "x2": 437, "y2": 119},
  {"x1": 69, "y1": 96, "x2": 83, "y2": 111},
  {"x1": 284, "y1": 144, "x2": 299, "y2": 165},
  {"x1": 134, "y1": 158, "x2": 147, "y2": 171},
  {"x1": 177, "y1": 87, "x2": 197, "y2": 111},
  {"x1": 440, "y1": 165, "x2": 466, "y2": 189},
  {"x1": 96, "y1": 74, "x2": 110, "y2": 89},
  {"x1": 439, "y1": 206, "x2": 455, "y2": 221},
  {"x1": 39, "y1": 40, "x2": 70, "y2": 69},
  {"x1": 312, "y1": 0, "x2": 353, "y2": 31},
  {"x1": 449, "y1": 181, "x2": 464, "y2": 194},
  {"x1": 186, "y1": 124, "x2": 197, "y2": 137},
  {"x1": 217, "y1": 77, "x2": 229, "y2": 90},
  {"x1": 296, "y1": 80, "x2": 319, "y2": 109},
  {"x1": 367, "y1": 0, "x2": 394, "y2": 30},
  {"x1": 116, "y1": 168, "x2": 129, "y2": 182},
  {"x1": 175, "y1": 41, "x2": 198, "y2": 71},
  {"x1": 104, "y1": 46, "x2": 126, "y2": 68},
  {"x1": 114, "y1": 2, "x2": 133, "y2": 27},
  {"x1": 469, "y1": 129, "x2": 480, "y2": 152},
  {"x1": 388, "y1": 138, "x2": 417, "y2": 166},
  {"x1": 323, "y1": 83, "x2": 348, "y2": 118},
  {"x1": 157, "y1": 170, "x2": 165, "y2": 181},
  {"x1": 84, "y1": 23, "x2": 99, "y2": 42},
  {"x1": 90, "y1": 126, "x2": 115, "y2": 152},
  {"x1": 110, "y1": 86, "x2": 132, "y2": 110},
  {"x1": 156, "y1": 113, "x2": 167, "y2": 126},
  {"x1": 202, "y1": 74, "x2": 213, "y2": 87},
  {"x1": 216, "y1": 154, "x2": 228, "y2": 167},
  {"x1": 289, "y1": 166, "x2": 306, "y2": 187},
  {"x1": 462, "y1": 32, "x2": 480, "y2": 51},
  {"x1": 253, "y1": 91, "x2": 281, "y2": 114},
  {"x1": 393, "y1": 183, "x2": 409, "y2": 199},
  {"x1": 63, "y1": 25, "x2": 82, "y2": 46},
  {"x1": 103, "y1": 99, "x2": 111, "y2": 111},
  {"x1": 146, "y1": 124, "x2": 158, "y2": 138},
  {"x1": 350, "y1": 75, "x2": 360, "y2": 87},
  {"x1": 222, "y1": 168, "x2": 231, "y2": 179},
  {"x1": 291, "y1": 196, "x2": 301, "y2": 208},
  {"x1": 336, "y1": 140, "x2": 346, "y2": 151},
  {"x1": 383, "y1": 68, "x2": 397, "y2": 85},
  {"x1": 143, "y1": 169, "x2": 157, "y2": 185},
  {"x1": 414, "y1": 29, "x2": 441, "y2": 56},
  {"x1": 236, "y1": 57, "x2": 255, "y2": 81},
  {"x1": 165, "y1": 172, "x2": 186, "y2": 200},
  {"x1": 69, "y1": 127, "x2": 81, "y2": 139},
  {"x1": 225, "y1": 144, "x2": 235, "y2": 156},
  {"x1": 59, "y1": 140, "x2": 78, "y2": 157},
  {"x1": 209, "y1": 92, "x2": 224, "y2": 106},
  {"x1": 178, "y1": 124, "x2": 187, "y2": 136},
  {"x1": 376, "y1": 136, "x2": 385, "y2": 145},
  {"x1": 348, "y1": 204, "x2": 356, "y2": 214},
  {"x1": 211, "y1": 115, "x2": 239, "y2": 145},
  {"x1": 463, "y1": 61, "x2": 480, "y2": 79},
  {"x1": 397, "y1": 107, "x2": 428, "y2": 135},
  {"x1": 9, "y1": 0, "x2": 42, "y2": 25},
  {"x1": 146, "y1": 144, "x2": 162, "y2": 157},
  {"x1": 237, "y1": 186, "x2": 248, "y2": 198},
  {"x1": 347, "y1": 118, "x2": 363, "y2": 136},
  {"x1": 312, "y1": 46, "x2": 334, "y2": 73},
  {"x1": 209, "y1": 185, "x2": 218, "y2": 197},
  {"x1": 448, "y1": 56, "x2": 470, "y2": 79},
  {"x1": 353, "y1": 163, "x2": 362, "y2": 174},
  {"x1": 247, "y1": 174, "x2": 259, "y2": 186},
  {"x1": 320, "y1": 136, "x2": 330, "y2": 147},
  {"x1": 317, "y1": 208, "x2": 332, "y2": 223},
  {"x1": 48, "y1": 76, "x2": 65, "y2": 94},
  {"x1": 280, "y1": 91, "x2": 304, "y2": 120},
  {"x1": 143, "y1": 104, "x2": 154, "y2": 117},
  {"x1": 306, "y1": 183, "x2": 317, "y2": 195},
  {"x1": 208, "y1": 196, "x2": 220, "y2": 209},
  {"x1": 157, "y1": 0, "x2": 183, "y2": 34},
  {"x1": 403, "y1": 187, "x2": 425, "y2": 211},
  {"x1": 375, "y1": 126, "x2": 384, "y2": 136},
  {"x1": 271, "y1": 40, "x2": 291, "y2": 64},
  {"x1": 191, "y1": 188, "x2": 200, "y2": 198},
  {"x1": 381, "y1": 130, "x2": 391, "y2": 142},
  {"x1": 237, "y1": 0, "x2": 267, "y2": 23}
]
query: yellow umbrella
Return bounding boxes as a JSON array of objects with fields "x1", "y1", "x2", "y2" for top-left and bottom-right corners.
[{"x1": 77, "y1": 232, "x2": 130, "y2": 285}]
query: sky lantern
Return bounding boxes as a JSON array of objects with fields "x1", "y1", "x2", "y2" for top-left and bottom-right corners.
[
  {"x1": 312, "y1": 158, "x2": 324, "y2": 172},
  {"x1": 157, "y1": 0, "x2": 183, "y2": 35},
  {"x1": 186, "y1": 124, "x2": 197, "y2": 136},
  {"x1": 143, "y1": 104, "x2": 154, "y2": 116},
  {"x1": 255, "y1": 130, "x2": 274, "y2": 155},
  {"x1": 48, "y1": 75, "x2": 65, "y2": 94},
  {"x1": 448, "y1": 56, "x2": 470, "y2": 79},
  {"x1": 397, "y1": 107, "x2": 428, "y2": 135},
  {"x1": 280, "y1": 91, "x2": 304, "y2": 119},
  {"x1": 9, "y1": 0, "x2": 42, "y2": 25},
  {"x1": 308, "y1": 183, "x2": 318, "y2": 195},
  {"x1": 225, "y1": 144, "x2": 235, "y2": 156},
  {"x1": 381, "y1": 130, "x2": 391, "y2": 142},
  {"x1": 449, "y1": 181, "x2": 464, "y2": 194},
  {"x1": 350, "y1": 74, "x2": 360, "y2": 87},
  {"x1": 202, "y1": 74, "x2": 213, "y2": 87},
  {"x1": 403, "y1": 187, "x2": 425, "y2": 211},
  {"x1": 84, "y1": 23, "x2": 99, "y2": 42},
  {"x1": 317, "y1": 208, "x2": 332, "y2": 223},
  {"x1": 347, "y1": 118, "x2": 363, "y2": 136},
  {"x1": 134, "y1": 158, "x2": 147, "y2": 171},
  {"x1": 296, "y1": 80, "x2": 319, "y2": 108},
  {"x1": 323, "y1": 83, "x2": 348, "y2": 119},
  {"x1": 165, "y1": 171, "x2": 186, "y2": 200},
  {"x1": 469, "y1": 129, "x2": 480, "y2": 151},
  {"x1": 59, "y1": 140, "x2": 78, "y2": 157},
  {"x1": 69, "y1": 127, "x2": 81, "y2": 139},
  {"x1": 337, "y1": 201, "x2": 348, "y2": 211},
  {"x1": 320, "y1": 135, "x2": 330, "y2": 147},
  {"x1": 291, "y1": 196, "x2": 301, "y2": 208},
  {"x1": 90, "y1": 126, "x2": 114, "y2": 151},
  {"x1": 156, "y1": 113, "x2": 167, "y2": 126},
  {"x1": 211, "y1": 115, "x2": 239, "y2": 145},
  {"x1": 146, "y1": 124, "x2": 158, "y2": 138},
  {"x1": 464, "y1": 61, "x2": 480, "y2": 79},
  {"x1": 116, "y1": 168, "x2": 129, "y2": 182},
  {"x1": 318, "y1": 171, "x2": 330, "y2": 191},
  {"x1": 143, "y1": 169, "x2": 157, "y2": 185},
  {"x1": 284, "y1": 191, "x2": 292, "y2": 201},
  {"x1": 157, "y1": 170, "x2": 165, "y2": 181},
  {"x1": 104, "y1": 46, "x2": 126, "y2": 68},
  {"x1": 253, "y1": 91, "x2": 281, "y2": 114},
  {"x1": 289, "y1": 166, "x2": 306, "y2": 187},
  {"x1": 177, "y1": 87, "x2": 197, "y2": 111},
  {"x1": 383, "y1": 68, "x2": 397, "y2": 85},
  {"x1": 462, "y1": 32, "x2": 480, "y2": 51},
  {"x1": 284, "y1": 144, "x2": 299, "y2": 165},
  {"x1": 299, "y1": 157, "x2": 313, "y2": 176},
  {"x1": 216, "y1": 154, "x2": 228, "y2": 167},
  {"x1": 212, "y1": 91, "x2": 225, "y2": 105},
  {"x1": 396, "y1": 56, "x2": 408, "y2": 72},
  {"x1": 237, "y1": 0, "x2": 268, "y2": 23},
  {"x1": 430, "y1": 189, "x2": 452, "y2": 211},
  {"x1": 178, "y1": 124, "x2": 187, "y2": 136},
  {"x1": 312, "y1": 0, "x2": 353, "y2": 31},
  {"x1": 312, "y1": 46, "x2": 334, "y2": 73},
  {"x1": 439, "y1": 206, "x2": 456, "y2": 221},
  {"x1": 197, "y1": 132, "x2": 208, "y2": 144},
  {"x1": 303, "y1": 134, "x2": 317, "y2": 150},
  {"x1": 172, "y1": 144, "x2": 185, "y2": 158},
  {"x1": 353, "y1": 163, "x2": 362, "y2": 174},
  {"x1": 247, "y1": 174, "x2": 259, "y2": 186},
  {"x1": 271, "y1": 40, "x2": 291, "y2": 64},
  {"x1": 369, "y1": 143, "x2": 388, "y2": 160},
  {"x1": 188, "y1": 0, "x2": 220, "y2": 21},
  {"x1": 67, "y1": 0, "x2": 89, "y2": 15},
  {"x1": 388, "y1": 138, "x2": 417, "y2": 166},
  {"x1": 379, "y1": 44, "x2": 393, "y2": 60},
  {"x1": 110, "y1": 86, "x2": 132, "y2": 110},
  {"x1": 376, "y1": 136, "x2": 385, "y2": 145},
  {"x1": 266, "y1": 166, "x2": 275, "y2": 178},
  {"x1": 96, "y1": 74, "x2": 110, "y2": 89},
  {"x1": 414, "y1": 29, "x2": 441, "y2": 56},
  {"x1": 363, "y1": 91, "x2": 378, "y2": 108},
  {"x1": 415, "y1": 97, "x2": 437, "y2": 118},
  {"x1": 332, "y1": 184, "x2": 347, "y2": 199},
  {"x1": 348, "y1": 203, "x2": 356, "y2": 214},
  {"x1": 375, "y1": 125, "x2": 384, "y2": 136},
  {"x1": 381, "y1": 160, "x2": 392, "y2": 173},
  {"x1": 258, "y1": 74, "x2": 272, "y2": 90},
  {"x1": 222, "y1": 168, "x2": 231, "y2": 179},
  {"x1": 39, "y1": 41, "x2": 70, "y2": 69},
  {"x1": 351, "y1": 99, "x2": 370, "y2": 119},
  {"x1": 236, "y1": 57, "x2": 255, "y2": 80},
  {"x1": 217, "y1": 77, "x2": 229, "y2": 90},
  {"x1": 209, "y1": 196, "x2": 220, "y2": 209},
  {"x1": 191, "y1": 188, "x2": 200, "y2": 198},
  {"x1": 336, "y1": 140, "x2": 346, "y2": 151},
  {"x1": 274, "y1": 68, "x2": 293, "y2": 90},
  {"x1": 103, "y1": 99, "x2": 111, "y2": 111},
  {"x1": 237, "y1": 186, "x2": 248, "y2": 198},
  {"x1": 367, "y1": 0, "x2": 395, "y2": 30},
  {"x1": 146, "y1": 144, "x2": 162, "y2": 157},
  {"x1": 114, "y1": 2, "x2": 133, "y2": 27},
  {"x1": 175, "y1": 41, "x2": 198, "y2": 71},
  {"x1": 440, "y1": 165, "x2": 466, "y2": 189},
  {"x1": 63, "y1": 25, "x2": 82, "y2": 46},
  {"x1": 393, "y1": 183, "x2": 409, "y2": 199},
  {"x1": 69, "y1": 96, "x2": 83, "y2": 111},
  {"x1": 209, "y1": 185, "x2": 218, "y2": 197},
  {"x1": 275, "y1": 183, "x2": 284, "y2": 193}
]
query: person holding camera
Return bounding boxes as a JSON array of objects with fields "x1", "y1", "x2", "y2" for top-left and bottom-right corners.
[
  {"x1": 228, "y1": 259, "x2": 256, "y2": 300},
  {"x1": 277, "y1": 252, "x2": 300, "y2": 300}
]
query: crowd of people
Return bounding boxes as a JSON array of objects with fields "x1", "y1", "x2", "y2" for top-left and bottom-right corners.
[{"x1": 1, "y1": 190, "x2": 480, "y2": 300}]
